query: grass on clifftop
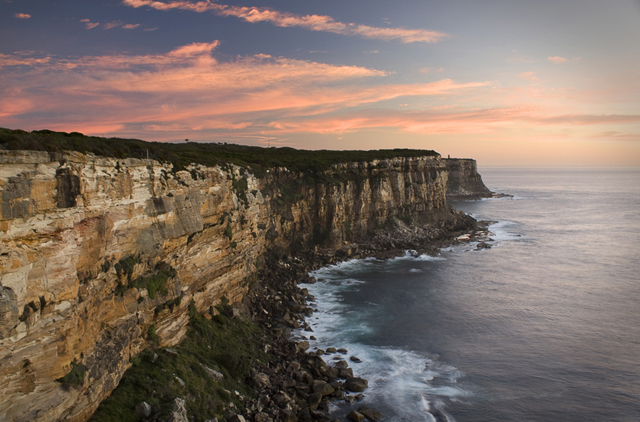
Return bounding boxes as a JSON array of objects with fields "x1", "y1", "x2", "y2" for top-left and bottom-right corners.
[
  {"x1": 90, "y1": 303, "x2": 270, "y2": 422},
  {"x1": 0, "y1": 127, "x2": 439, "y2": 177}
]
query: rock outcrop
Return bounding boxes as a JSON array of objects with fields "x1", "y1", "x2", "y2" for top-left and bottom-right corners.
[
  {"x1": 443, "y1": 158, "x2": 493, "y2": 199},
  {"x1": 0, "y1": 150, "x2": 487, "y2": 422}
]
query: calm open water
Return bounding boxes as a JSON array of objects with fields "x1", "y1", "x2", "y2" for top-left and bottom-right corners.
[{"x1": 297, "y1": 167, "x2": 640, "y2": 422}]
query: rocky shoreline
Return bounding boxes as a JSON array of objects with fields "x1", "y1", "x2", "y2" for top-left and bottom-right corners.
[{"x1": 231, "y1": 214, "x2": 496, "y2": 422}]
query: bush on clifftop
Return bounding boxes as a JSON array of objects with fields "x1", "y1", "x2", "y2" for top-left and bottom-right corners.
[{"x1": 0, "y1": 127, "x2": 439, "y2": 177}]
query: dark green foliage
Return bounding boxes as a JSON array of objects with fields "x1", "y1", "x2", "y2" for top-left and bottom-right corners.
[
  {"x1": 231, "y1": 176, "x2": 248, "y2": 204},
  {"x1": 0, "y1": 127, "x2": 439, "y2": 176},
  {"x1": 57, "y1": 359, "x2": 86, "y2": 389},
  {"x1": 225, "y1": 225, "x2": 233, "y2": 240},
  {"x1": 115, "y1": 256, "x2": 138, "y2": 279},
  {"x1": 400, "y1": 213, "x2": 414, "y2": 226},
  {"x1": 344, "y1": 221, "x2": 353, "y2": 239},
  {"x1": 120, "y1": 261, "x2": 176, "y2": 299},
  {"x1": 90, "y1": 311, "x2": 270, "y2": 422},
  {"x1": 131, "y1": 272, "x2": 169, "y2": 300},
  {"x1": 188, "y1": 300, "x2": 198, "y2": 320},
  {"x1": 147, "y1": 325, "x2": 160, "y2": 345},
  {"x1": 373, "y1": 216, "x2": 398, "y2": 231},
  {"x1": 229, "y1": 241, "x2": 237, "y2": 249},
  {"x1": 312, "y1": 224, "x2": 332, "y2": 245}
]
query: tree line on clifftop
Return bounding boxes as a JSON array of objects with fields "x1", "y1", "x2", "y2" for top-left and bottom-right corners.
[{"x1": 0, "y1": 128, "x2": 439, "y2": 178}]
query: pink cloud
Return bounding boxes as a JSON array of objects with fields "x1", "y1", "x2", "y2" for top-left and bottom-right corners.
[
  {"x1": 3, "y1": 43, "x2": 632, "y2": 147},
  {"x1": 547, "y1": 56, "x2": 580, "y2": 64},
  {"x1": 0, "y1": 54, "x2": 51, "y2": 68},
  {"x1": 104, "y1": 20, "x2": 124, "y2": 29},
  {"x1": 263, "y1": 107, "x2": 640, "y2": 136},
  {"x1": 518, "y1": 71, "x2": 539, "y2": 81},
  {"x1": 122, "y1": 0, "x2": 448, "y2": 43},
  {"x1": 122, "y1": 23, "x2": 141, "y2": 29},
  {"x1": 81, "y1": 19, "x2": 101, "y2": 29},
  {"x1": 14, "y1": 13, "x2": 31, "y2": 19},
  {"x1": 0, "y1": 44, "x2": 491, "y2": 141},
  {"x1": 548, "y1": 56, "x2": 568, "y2": 63}
]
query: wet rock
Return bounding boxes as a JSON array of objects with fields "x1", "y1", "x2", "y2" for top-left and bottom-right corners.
[
  {"x1": 312, "y1": 380, "x2": 335, "y2": 397},
  {"x1": 338, "y1": 368, "x2": 354, "y2": 379},
  {"x1": 310, "y1": 410, "x2": 331, "y2": 422},
  {"x1": 325, "y1": 347, "x2": 336, "y2": 354},
  {"x1": 333, "y1": 361, "x2": 348, "y2": 370},
  {"x1": 337, "y1": 348, "x2": 348, "y2": 354},
  {"x1": 307, "y1": 392, "x2": 323, "y2": 410},
  {"x1": 358, "y1": 406, "x2": 383, "y2": 421},
  {"x1": 349, "y1": 356, "x2": 362, "y2": 363},
  {"x1": 344, "y1": 377, "x2": 368, "y2": 392},
  {"x1": 297, "y1": 341, "x2": 310, "y2": 352},
  {"x1": 346, "y1": 410, "x2": 365, "y2": 422}
]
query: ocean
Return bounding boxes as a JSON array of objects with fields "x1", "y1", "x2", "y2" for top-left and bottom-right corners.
[{"x1": 296, "y1": 167, "x2": 640, "y2": 422}]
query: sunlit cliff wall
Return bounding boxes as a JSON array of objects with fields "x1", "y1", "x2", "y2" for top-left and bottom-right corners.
[{"x1": 0, "y1": 151, "x2": 480, "y2": 422}]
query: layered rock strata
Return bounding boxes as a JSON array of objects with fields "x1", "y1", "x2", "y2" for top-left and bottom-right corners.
[
  {"x1": 443, "y1": 158, "x2": 493, "y2": 199},
  {"x1": 0, "y1": 150, "x2": 486, "y2": 422}
]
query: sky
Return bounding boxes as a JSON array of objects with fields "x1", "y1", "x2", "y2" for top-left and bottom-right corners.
[{"x1": 1, "y1": 0, "x2": 640, "y2": 166}]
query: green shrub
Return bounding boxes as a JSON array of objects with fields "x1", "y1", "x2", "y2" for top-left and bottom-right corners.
[
  {"x1": 57, "y1": 359, "x2": 86, "y2": 389},
  {"x1": 147, "y1": 325, "x2": 161, "y2": 345},
  {"x1": 225, "y1": 225, "x2": 233, "y2": 240}
]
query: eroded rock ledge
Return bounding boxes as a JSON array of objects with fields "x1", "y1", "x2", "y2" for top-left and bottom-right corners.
[{"x1": 0, "y1": 150, "x2": 491, "y2": 422}]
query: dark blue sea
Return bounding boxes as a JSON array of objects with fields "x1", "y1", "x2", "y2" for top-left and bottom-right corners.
[{"x1": 297, "y1": 168, "x2": 640, "y2": 422}]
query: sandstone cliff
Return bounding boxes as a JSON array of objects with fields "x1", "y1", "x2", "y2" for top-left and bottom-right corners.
[
  {"x1": 443, "y1": 158, "x2": 493, "y2": 199},
  {"x1": 0, "y1": 150, "x2": 489, "y2": 422}
]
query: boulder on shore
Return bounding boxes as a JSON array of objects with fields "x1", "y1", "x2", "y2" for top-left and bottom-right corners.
[{"x1": 344, "y1": 377, "x2": 368, "y2": 392}]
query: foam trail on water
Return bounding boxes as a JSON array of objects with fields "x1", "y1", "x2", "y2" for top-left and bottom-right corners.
[{"x1": 296, "y1": 253, "x2": 470, "y2": 421}]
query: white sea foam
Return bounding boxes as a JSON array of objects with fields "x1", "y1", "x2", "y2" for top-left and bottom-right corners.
[
  {"x1": 487, "y1": 220, "x2": 523, "y2": 242},
  {"x1": 297, "y1": 257, "x2": 470, "y2": 421}
]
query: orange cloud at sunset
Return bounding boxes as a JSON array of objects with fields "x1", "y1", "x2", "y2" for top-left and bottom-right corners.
[{"x1": 1, "y1": 38, "x2": 639, "y2": 166}]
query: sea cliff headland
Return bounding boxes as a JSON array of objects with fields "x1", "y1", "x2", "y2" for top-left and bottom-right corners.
[{"x1": 0, "y1": 129, "x2": 494, "y2": 422}]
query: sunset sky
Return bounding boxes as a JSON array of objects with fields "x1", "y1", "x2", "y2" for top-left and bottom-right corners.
[{"x1": 1, "y1": 0, "x2": 639, "y2": 166}]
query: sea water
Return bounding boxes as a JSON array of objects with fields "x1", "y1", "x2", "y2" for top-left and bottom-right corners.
[{"x1": 296, "y1": 168, "x2": 640, "y2": 422}]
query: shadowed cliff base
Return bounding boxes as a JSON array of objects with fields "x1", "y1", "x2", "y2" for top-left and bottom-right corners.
[{"x1": 0, "y1": 128, "x2": 495, "y2": 422}]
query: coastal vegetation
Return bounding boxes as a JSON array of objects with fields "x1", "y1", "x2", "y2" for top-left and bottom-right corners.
[
  {"x1": 90, "y1": 302, "x2": 269, "y2": 422},
  {"x1": 0, "y1": 127, "x2": 438, "y2": 177}
]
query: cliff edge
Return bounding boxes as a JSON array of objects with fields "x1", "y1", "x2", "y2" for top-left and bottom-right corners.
[
  {"x1": 0, "y1": 147, "x2": 492, "y2": 422},
  {"x1": 443, "y1": 158, "x2": 494, "y2": 200}
]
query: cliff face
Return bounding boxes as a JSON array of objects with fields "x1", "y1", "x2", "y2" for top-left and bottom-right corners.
[
  {"x1": 443, "y1": 158, "x2": 493, "y2": 199},
  {"x1": 0, "y1": 150, "x2": 483, "y2": 422}
]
